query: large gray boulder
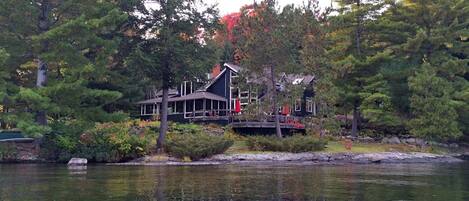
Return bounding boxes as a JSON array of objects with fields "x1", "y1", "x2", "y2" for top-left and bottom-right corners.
[
  {"x1": 405, "y1": 138, "x2": 416, "y2": 144},
  {"x1": 68, "y1": 158, "x2": 87, "y2": 166},
  {"x1": 388, "y1": 136, "x2": 401, "y2": 144},
  {"x1": 415, "y1": 138, "x2": 426, "y2": 146}
]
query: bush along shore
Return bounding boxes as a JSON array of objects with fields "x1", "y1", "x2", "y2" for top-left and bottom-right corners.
[
  {"x1": 112, "y1": 124, "x2": 467, "y2": 166},
  {"x1": 1, "y1": 122, "x2": 468, "y2": 164}
]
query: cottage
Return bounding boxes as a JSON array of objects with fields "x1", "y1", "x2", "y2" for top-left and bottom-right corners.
[{"x1": 138, "y1": 63, "x2": 318, "y2": 130}]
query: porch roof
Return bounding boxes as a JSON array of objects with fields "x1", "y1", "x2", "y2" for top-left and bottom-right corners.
[{"x1": 138, "y1": 91, "x2": 226, "y2": 104}]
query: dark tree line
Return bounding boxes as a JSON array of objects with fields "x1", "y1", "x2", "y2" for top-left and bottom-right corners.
[{"x1": 0, "y1": 0, "x2": 467, "y2": 148}]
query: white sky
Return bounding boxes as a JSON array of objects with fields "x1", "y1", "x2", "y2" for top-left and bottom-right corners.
[{"x1": 205, "y1": 0, "x2": 333, "y2": 15}]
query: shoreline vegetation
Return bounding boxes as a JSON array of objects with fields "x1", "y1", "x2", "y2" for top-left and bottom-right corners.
[{"x1": 2, "y1": 121, "x2": 469, "y2": 164}]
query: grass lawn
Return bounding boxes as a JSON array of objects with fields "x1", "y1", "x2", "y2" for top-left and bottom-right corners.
[{"x1": 224, "y1": 139, "x2": 450, "y2": 154}]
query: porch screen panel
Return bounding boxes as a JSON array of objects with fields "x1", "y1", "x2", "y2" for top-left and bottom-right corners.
[
  {"x1": 176, "y1": 101, "x2": 184, "y2": 113},
  {"x1": 195, "y1": 99, "x2": 204, "y2": 111},
  {"x1": 186, "y1": 100, "x2": 194, "y2": 112}
]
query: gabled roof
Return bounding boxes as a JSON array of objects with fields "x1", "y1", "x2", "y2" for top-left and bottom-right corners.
[
  {"x1": 138, "y1": 91, "x2": 226, "y2": 104},
  {"x1": 169, "y1": 91, "x2": 226, "y2": 102},
  {"x1": 154, "y1": 89, "x2": 179, "y2": 97},
  {"x1": 199, "y1": 68, "x2": 228, "y2": 91},
  {"x1": 137, "y1": 97, "x2": 162, "y2": 104},
  {"x1": 283, "y1": 74, "x2": 315, "y2": 85},
  {"x1": 224, "y1": 63, "x2": 241, "y2": 73}
]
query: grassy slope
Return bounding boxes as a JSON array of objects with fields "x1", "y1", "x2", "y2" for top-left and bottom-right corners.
[{"x1": 225, "y1": 140, "x2": 451, "y2": 155}]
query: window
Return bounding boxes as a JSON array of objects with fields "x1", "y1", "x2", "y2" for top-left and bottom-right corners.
[
  {"x1": 168, "y1": 102, "x2": 174, "y2": 114},
  {"x1": 176, "y1": 101, "x2": 184, "y2": 113},
  {"x1": 306, "y1": 99, "x2": 313, "y2": 113},
  {"x1": 294, "y1": 99, "x2": 301, "y2": 111},
  {"x1": 181, "y1": 81, "x2": 192, "y2": 96},
  {"x1": 144, "y1": 104, "x2": 154, "y2": 115},
  {"x1": 195, "y1": 99, "x2": 204, "y2": 111}
]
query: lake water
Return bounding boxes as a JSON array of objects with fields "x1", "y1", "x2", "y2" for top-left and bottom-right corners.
[{"x1": 0, "y1": 162, "x2": 468, "y2": 201}]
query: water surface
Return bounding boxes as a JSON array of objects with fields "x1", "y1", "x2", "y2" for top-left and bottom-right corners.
[{"x1": 0, "y1": 162, "x2": 468, "y2": 200}]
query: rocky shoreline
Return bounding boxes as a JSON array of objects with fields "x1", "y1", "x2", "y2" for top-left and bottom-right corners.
[{"x1": 114, "y1": 152, "x2": 465, "y2": 166}]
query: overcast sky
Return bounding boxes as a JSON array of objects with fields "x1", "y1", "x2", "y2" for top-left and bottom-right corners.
[
  {"x1": 146, "y1": 1, "x2": 333, "y2": 16},
  {"x1": 206, "y1": 0, "x2": 333, "y2": 15}
]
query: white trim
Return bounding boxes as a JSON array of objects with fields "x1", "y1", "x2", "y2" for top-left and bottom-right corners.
[
  {"x1": 200, "y1": 68, "x2": 227, "y2": 91},
  {"x1": 313, "y1": 101, "x2": 317, "y2": 116},
  {"x1": 223, "y1": 63, "x2": 239, "y2": 73},
  {"x1": 294, "y1": 99, "x2": 301, "y2": 111},
  {"x1": 306, "y1": 99, "x2": 313, "y2": 113}
]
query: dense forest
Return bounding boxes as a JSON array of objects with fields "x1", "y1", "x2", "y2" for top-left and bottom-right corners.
[{"x1": 0, "y1": 0, "x2": 467, "y2": 144}]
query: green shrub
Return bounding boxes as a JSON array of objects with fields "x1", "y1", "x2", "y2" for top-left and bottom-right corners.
[
  {"x1": 79, "y1": 122, "x2": 156, "y2": 162},
  {"x1": 165, "y1": 133, "x2": 233, "y2": 161},
  {"x1": 168, "y1": 123, "x2": 203, "y2": 135},
  {"x1": 246, "y1": 136, "x2": 284, "y2": 151},
  {"x1": 0, "y1": 144, "x2": 17, "y2": 161},
  {"x1": 246, "y1": 135, "x2": 327, "y2": 152},
  {"x1": 41, "y1": 120, "x2": 156, "y2": 162},
  {"x1": 40, "y1": 120, "x2": 93, "y2": 162}
]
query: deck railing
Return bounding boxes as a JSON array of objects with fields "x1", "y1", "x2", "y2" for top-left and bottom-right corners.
[{"x1": 183, "y1": 110, "x2": 302, "y2": 126}]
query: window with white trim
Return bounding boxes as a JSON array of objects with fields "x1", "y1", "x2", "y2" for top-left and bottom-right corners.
[
  {"x1": 306, "y1": 99, "x2": 313, "y2": 113},
  {"x1": 181, "y1": 81, "x2": 192, "y2": 96},
  {"x1": 294, "y1": 99, "x2": 301, "y2": 111}
]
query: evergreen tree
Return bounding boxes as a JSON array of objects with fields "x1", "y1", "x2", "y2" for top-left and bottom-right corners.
[
  {"x1": 408, "y1": 64, "x2": 461, "y2": 141},
  {"x1": 328, "y1": 0, "x2": 395, "y2": 137},
  {"x1": 0, "y1": 0, "x2": 129, "y2": 136},
  {"x1": 299, "y1": 0, "x2": 338, "y2": 136},
  {"x1": 378, "y1": 0, "x2": 468, "y2": 139},
  {"x1": 129, "y1": 0, "x2": 219, "y2": 151},
  {"x1": 235, "y1": 0, "x2": 310, "y2": 138},
  {"x1": 0, "y1": 49, "x2": 9, "y2": 102}
]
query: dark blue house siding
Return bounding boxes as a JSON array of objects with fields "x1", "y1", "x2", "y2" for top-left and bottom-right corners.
[{"x1": 207, "y1": 70, "x2": 230, "y2": 100}]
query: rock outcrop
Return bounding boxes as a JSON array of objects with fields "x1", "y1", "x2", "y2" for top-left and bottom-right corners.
[
  {"x1": 205, "y1": 152, "x2": 462, "y2": 164},
  {"x1": 67, "y1": 158, "x2": 88, "y2": 166}
]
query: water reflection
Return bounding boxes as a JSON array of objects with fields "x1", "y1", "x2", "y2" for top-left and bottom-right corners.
[{"x1": 0, "y1": 163, "x2": 468, "y2": 201}]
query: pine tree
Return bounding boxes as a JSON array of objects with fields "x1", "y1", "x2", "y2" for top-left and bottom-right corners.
[
  {"x1": 235, "y1": 0, "x2": 311, "y2": 138},
  {"x1": 328, "y1": 0, "x2": 393, "y2": 137},
  {"x1": 300, "y1": 0, "x2": 338, "y2": 136},
  {"x1": 0, "y1": 0, "x2": 129, "y2": 136},
  {"x1": 129, "y1": 0, "x2": 219, "y2": 151},
  {"x1": 378, "y1": 0, "x2": 468, "y2": 139},
  {"x1": 408, "y1": 64, "x2": 461, "y2": 141}
]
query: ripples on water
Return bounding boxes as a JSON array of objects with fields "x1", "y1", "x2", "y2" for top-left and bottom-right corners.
[{"x1": 0, "y1": 163, "x2": 468, "y2": 201}]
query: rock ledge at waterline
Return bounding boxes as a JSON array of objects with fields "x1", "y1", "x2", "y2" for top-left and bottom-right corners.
[{"x1": 114, "y1": 152, "x2": 463, "y2": 166}]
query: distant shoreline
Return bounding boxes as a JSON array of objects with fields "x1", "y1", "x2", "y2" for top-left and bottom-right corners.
[{"x1": 112, "y1": 152, "x2": 465, "y2": 166}]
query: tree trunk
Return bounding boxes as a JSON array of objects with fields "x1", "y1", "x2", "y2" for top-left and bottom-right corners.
[
  {"x1": 355, "y1": 0, "x2": 361, "y2": 55},
  {"x1": 156, "y1": 87, "x2": 169, "y2": 153},
  {"x1": 351, "y1": 106, "x2": 359, "y2": 137},
  {"x1": 36, "y1": 0, "x2": 51, "y2": 126},
  {"x1": 270, "y1": 65, "x2": 282, "y2": 138},
  {"x1": 351, "y1": 0, "x2": 361, "y2": 138}
]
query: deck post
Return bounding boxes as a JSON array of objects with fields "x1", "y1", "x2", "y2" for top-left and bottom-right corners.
[
  {"x1": 184, "y1": 100, "x2": 186, "y2": 118},
  {"x1": 156, "y1": 103, "x2": 160, "y2": 115},
  {"x1": 193, "y1": 99, "x2": 195, "y2": 116},
  {"x1": 203, "y1": 99, "x2": 206, "y2": 117},
  {"x1": 313, "y1": 101, "x2": 317, "y2": 116}
]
